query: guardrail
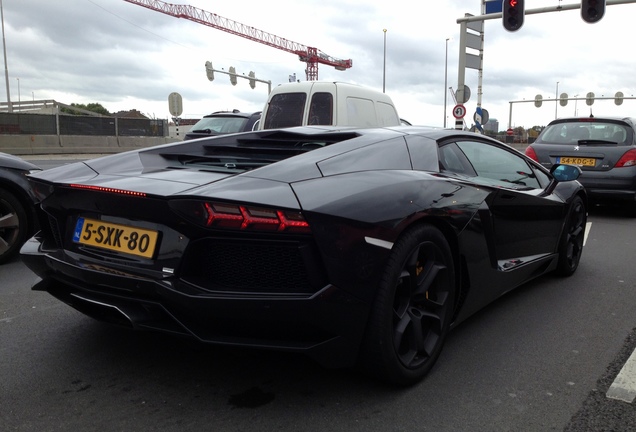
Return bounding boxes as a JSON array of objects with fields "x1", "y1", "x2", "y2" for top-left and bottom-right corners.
[{"x1": 0, "y1": 135, "x2": 180, "y2": 156}]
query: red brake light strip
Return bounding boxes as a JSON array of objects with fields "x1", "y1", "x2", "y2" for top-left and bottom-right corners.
[{"x1": 70, "y1": 184, "x2": 147, "y2": 197}]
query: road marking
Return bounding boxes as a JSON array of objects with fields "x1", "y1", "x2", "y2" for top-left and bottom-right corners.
[
  {"x1": 583, "y1": 223, "x2": 636, "y2": 403},
  {"x1": 607, "y1": 347, "x2": 636, "y2": 403}
]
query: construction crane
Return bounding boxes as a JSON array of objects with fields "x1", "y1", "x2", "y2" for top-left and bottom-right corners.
[{"x1": 123, "y1": 0, "x2": 353, "y2": 81}]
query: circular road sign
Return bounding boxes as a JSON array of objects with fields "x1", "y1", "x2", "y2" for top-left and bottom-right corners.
[
  {"x1": 461, "y1": 86, "x2": 471, "y2": 103},
  {"x1": 473, "y1": 108, "x2": 489, "y2": 125},
  {"x1": 453, "y1": 104, "x2": 467, "y2": 119},
  {"x1": 506, "y1": 128, "x2": 514, "y2": 136}
]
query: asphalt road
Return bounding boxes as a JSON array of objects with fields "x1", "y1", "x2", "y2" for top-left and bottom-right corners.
[{"x1": 2, "y1": 158, "x2": 636, "y2": 431}]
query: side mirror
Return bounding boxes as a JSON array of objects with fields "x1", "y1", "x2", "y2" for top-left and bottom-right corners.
[{"x1": 550, "y1": 164, "x2": 581, "y2": 181}]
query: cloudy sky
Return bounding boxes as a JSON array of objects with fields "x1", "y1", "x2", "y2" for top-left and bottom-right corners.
[{"x1": 3, "y1": 0, "x2": 636, "y2": 130}]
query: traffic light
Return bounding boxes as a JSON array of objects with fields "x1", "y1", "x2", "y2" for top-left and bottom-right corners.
[
  {"x1": 248, "y1": 71, "x2": 256, "y2": 89},
  {"x1": 205, "y1": 61, "x2": 214, "y2": 81},
  {"x1": 229, "y1": 66, "x2": 237, "y2": 86},
  {"x1": 502, "y1": 0, "x2": 524, "y2": 32},
  {"x1": 581, "y1": 0, "x2": 606, "y2": 23}
]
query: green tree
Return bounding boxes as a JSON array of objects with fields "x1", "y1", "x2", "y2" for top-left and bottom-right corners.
[{"x1": 61, "y1": 102, "x2": 110, "y2": 116}]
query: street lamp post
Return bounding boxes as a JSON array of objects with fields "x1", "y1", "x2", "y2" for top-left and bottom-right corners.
[
  {"x1": 382, "y1": 29, "x2": 387, "y2": 93},
  {"x1": 555, "y1": 81, "x2": 559, "y2": 119},
  {"x1": 574, "y1": 94, "x2": 579, "y2": 116},
  {"x1": 16, "y1": 76, "x2": 19, "y2": 109},
  {"x1": 444, "y1": 38, "x2": 450, "y2": 128},
  {"x1": 1, "y1": 0, "x2": 11, "y2": 112}
]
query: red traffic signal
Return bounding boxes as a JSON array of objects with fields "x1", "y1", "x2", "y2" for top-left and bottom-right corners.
[
  {"x1": 581, "y1": 0, "x2": 606, "y2": 23},
  {"x1": 502, "y1": 0, "x2": 525, "y2": 32}
]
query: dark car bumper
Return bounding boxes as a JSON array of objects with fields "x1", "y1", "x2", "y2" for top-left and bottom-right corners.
[
  {"x1": 20, "y1": 235, "x2": 370, "y2": 369},
  {"x1": 578, "y1": 167, "x2": 636, "y2": 204}
]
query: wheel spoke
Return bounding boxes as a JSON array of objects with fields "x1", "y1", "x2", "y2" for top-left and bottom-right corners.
[
  {"x1": 407, "y1": 242, "x2": 447, "y2": 300},
  {"x1": 393, "y1": 307, "x2": 444, "y2": 366},
  {"x1": 0, "y1": 212, "x2": 19, "y2": 230},
  {"x1": 0, "y1": 237, "x2": 9, "y2": 254}
]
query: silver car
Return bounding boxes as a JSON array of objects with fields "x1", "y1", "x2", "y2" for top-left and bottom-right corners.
[{"x1": 525, "y1": 116, "x2": 636, "y2": 213}]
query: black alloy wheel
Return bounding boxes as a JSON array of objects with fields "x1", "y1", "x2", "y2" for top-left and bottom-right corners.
[
  {"x1": 361, "y1": 224, "x2": 456, "y2": 386},
  {"x1": 0, "y1": 189, "x2": 28, "y2": 264},
  {"x1": 555, "y1": 195, "x2": 586, "y2": 277}
]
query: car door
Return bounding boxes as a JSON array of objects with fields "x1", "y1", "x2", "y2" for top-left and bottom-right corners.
[{"x1": 441, "y1": 139, "x2": 565, "y2": 268}]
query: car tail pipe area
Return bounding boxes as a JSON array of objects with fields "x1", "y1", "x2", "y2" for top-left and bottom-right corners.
[{"x1": 32, "y1": 277, "x2": 192, "y2": 336}]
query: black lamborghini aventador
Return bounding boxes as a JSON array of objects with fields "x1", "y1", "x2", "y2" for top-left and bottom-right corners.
[{"x1": 21, "y1": 126, "x2": 587, "y2": 386}]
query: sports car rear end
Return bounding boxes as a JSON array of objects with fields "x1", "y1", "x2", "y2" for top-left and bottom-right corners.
[{"x1": 21, "y1": 129, "x2": 389, "y2": 368}]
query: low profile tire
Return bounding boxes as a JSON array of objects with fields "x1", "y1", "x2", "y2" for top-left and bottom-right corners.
[
  {"x1": 360, "y1": 224, "x2": 456, "y2": 386},
  {"x1": 555, "y1": 195, "x2": 586, "y2": 277},
  {"x1": 0, "y1": 188, "x2": 29, "y2": 264}
]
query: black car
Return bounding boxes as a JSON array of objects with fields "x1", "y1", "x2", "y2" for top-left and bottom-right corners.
[
  {"x1": 21, "y1": 126, "x2": 587, "y2": 385},
  {"x1": 183, "y1": 110, "x2": 261, "y2": 140},
  {"x1": 0, "y1": 152, "x2": 41, "y2": 264},
  {"x1": 525, "y1": 116, "x2": 636, "y2": 212}
]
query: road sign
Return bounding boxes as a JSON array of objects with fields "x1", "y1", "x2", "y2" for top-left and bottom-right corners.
[
  {"x1": 485, "y1": 0, "x2": 503, "y2": 13},
  {"x1": 168, "y1": 92, "x2": 183, "y2": 117},
  {"x1": 461, "y1": 86, "x2": 471, "y2": 103},
  {"x1": 474, "y1": 108, "x2": 489, "y2": 125},
  {"x1": 453, "y1": 104, "x2": 467, "y2": 119},
  {"x1": 506, "y1": 128, "x2": 514, "y2": 136}
]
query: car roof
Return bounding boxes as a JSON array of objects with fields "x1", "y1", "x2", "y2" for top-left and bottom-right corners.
[
  {"x1": 547, "y1": 116, "x2": 636, "y2": 126},
  {"x1": 203, "y1": 111, "x2": 261, "y2": 119}
]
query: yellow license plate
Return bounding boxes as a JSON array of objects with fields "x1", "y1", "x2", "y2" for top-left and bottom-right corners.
[
  {"x1": 558, "y1": 157, "x2": 595, "y2": 167},
  {"x1": 73, "y1": 217, "x2": 159, "y2": 258}
]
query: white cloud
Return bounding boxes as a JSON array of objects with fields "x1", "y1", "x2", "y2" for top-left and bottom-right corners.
[{"x1": 3, "y1": 0, "x2": 635, "y2": 129}]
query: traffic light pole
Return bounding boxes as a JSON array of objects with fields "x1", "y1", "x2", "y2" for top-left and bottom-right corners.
[
  {"x1": 508, "y1": 95, "x2": 636, "y2": 129},
  {"x1": 213, "y1": 68, "x2": 271, "y2": 94},
  {"x1": 455, "y1": 0, "x2": 636, "y2": 130},
  {"x1": 458, "y1": 0, "x2": 636, "y2": 26},
  {"x1": 205, "y1": 62, "x2": 272, "y2": 94}
]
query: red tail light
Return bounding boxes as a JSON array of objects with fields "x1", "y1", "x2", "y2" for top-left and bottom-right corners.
[
  {"x1": 171, "y1": 200, "x2": 311, "y2": 234},
  {"x1": 70, "y1": 184, "x2": 147, "y2": 197},
  {"x1": 615, "y1": 149, "x2": 636, "y2": 168},
  {"x1": 524, "y1": 146, "x2": 539, "y2": 162}
]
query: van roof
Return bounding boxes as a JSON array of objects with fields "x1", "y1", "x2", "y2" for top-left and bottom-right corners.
[{"x1": 269, "y1": 81, "x2": 393, "y2": 102}]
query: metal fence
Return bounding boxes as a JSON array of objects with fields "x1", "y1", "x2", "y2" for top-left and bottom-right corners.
[{"x1": 0, "y1": 112, "x2": 167, "y2": 137}]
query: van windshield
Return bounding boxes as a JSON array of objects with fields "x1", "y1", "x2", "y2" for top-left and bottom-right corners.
[
  {"x1": 263, "y1": 93, "x2": 306, "y2": 129},
  {"x1": 308, "y1": 92, "x2": 333, "y2": 125}
]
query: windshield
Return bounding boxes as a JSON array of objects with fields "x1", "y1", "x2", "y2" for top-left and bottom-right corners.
[
  {"x1": 191, "y1": 116, "x2": 249, "y2": 134},
  {"x1": 263, "y1": 93, "x2": 307, "y2": 129},
  {"x1": 538, "y1": 121, "x2": 631, "y2": 144}
]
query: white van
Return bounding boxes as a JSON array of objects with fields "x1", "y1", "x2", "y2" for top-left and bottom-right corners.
[{"x1": 259, "y1": 81, "x2": 401, "y2": 130}]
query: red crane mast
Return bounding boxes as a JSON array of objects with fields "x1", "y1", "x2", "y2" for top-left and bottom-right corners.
[{"x1": 123, "y1": 0, "x2": 353, "y2": 80}]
